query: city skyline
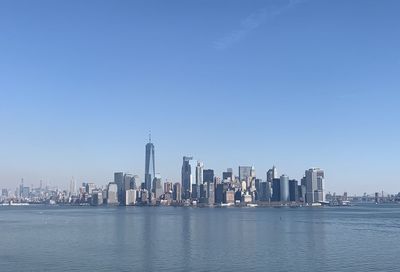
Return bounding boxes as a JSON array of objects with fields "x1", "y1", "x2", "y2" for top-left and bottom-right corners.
[
  {"x1": 0, "y1": 131, "x2": 399, "y2": 196},
  {"x1": 2, "y1": 136, "x2": 334, "y2": 206},
  {"x1": 1, "y1": 0, "x2": 400, "y2": 194},
  {"x1": 0, "y1": 135, "x2": 397, "y2": 197}
]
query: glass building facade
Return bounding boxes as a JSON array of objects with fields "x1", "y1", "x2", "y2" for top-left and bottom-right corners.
[{"x1": 145, "y1": 136, "x2": 156, "y2": 194}]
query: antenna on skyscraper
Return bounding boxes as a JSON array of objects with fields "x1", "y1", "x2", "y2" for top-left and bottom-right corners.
[{"x1": 149, "y1": 130, "x2": 152, "y2": 143}]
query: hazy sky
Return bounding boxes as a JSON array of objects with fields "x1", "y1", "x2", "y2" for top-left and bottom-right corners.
[{"x1": 1, "y1": 0, "x2": 399, "y2": 195}]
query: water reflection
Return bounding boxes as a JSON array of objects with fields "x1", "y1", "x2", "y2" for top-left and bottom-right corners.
[{"x1": 2, "y1": 206, "x2": 400, "y2": 272}]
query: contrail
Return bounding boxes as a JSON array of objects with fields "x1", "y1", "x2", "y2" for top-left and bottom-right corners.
[{"x1": 213, "y1": 0, "x2": 307, "y2": 50}]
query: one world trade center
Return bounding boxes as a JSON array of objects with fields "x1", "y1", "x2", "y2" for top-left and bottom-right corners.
[{"x1": 145, "y1": 134, "x2": 156, "y2": 195}]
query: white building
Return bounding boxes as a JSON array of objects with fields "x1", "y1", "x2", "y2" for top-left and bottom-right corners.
[
  {"x1": 107, "y1": 182, "x2": 118, "y2": 205},
  {"x1": 125, "y1": 189, "x2": 137, "y2": 206}
]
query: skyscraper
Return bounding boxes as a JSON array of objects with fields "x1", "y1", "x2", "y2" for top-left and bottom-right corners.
[
  {"x1": 124, "y1": 173, "x2": 134, "y2": 191},
  {"x1": 181, "y1": 156, "x2": 194, "y2": 199},
  {"x1": 305, "y1": 168, "x2": 325, "y2": 204},
  {"x1": 272, "y1": 178, "x2": 281, "y2": 202},
  {"x1": 222, "y1": 168, "x2": 233, "y2": 181},
  {"x1": 266, "y1": 166, "x2": 277, "y2": 202},
  {"x1": 207, "y1": 181, "x2": 215, "y2": 205},
  {"x1": 114, "y1": 172, "x2": 124, "y2": 202},
  {"x1": 195, "y1": 162, "x2": 204, "y2": 185},
  {"x1": 153, "y1": 175, "x2": 163, "y2": 200},
  {"x1": 125, "y1": 189, "x2": 137, "y2": 206},
  {"x1": 203, "y1": 169, "x2": 214, "y2": 184},
  {"x1": 259, "y1": 182, "x2": 268, "y2": 201},
  {"x1": 195, "y1": 162, "x2": 204, "y2": 198},
  {"x1": 300, "y1": 177, "x2": 307, "y2": 202},
  {"x1": 215, "y1": 183, "x2": 224, "y2": 204},
  {"x1": 173, "y1": 182, "x2": 182, "y2": 202},
  {"x1": 107, "y1": 182, "x2": 118, "y2": 205},
  {"x1": 267, "y1": 166, "x2": 278, "y2": 182},
  {"x1": 19, "y1": 178, "x2": 24, "y2": 198},
  {"x1": 164, "y1": 181, "x2": 173, "y2": 194},
  {"x1": 317, "y1": 175, "x2": 325, "y2": 202},
  {"x1": 69, "y1": 177, "x2": 76, "y2": 196},
  {"x1": 145, "y1": 134, "x2": 156, "y2": 195},
  {"x1": 239, "y1": 166, "x2": 253, "y2": 182},
  {"x1": 289, "y1": 179, "x2": 299, "y2": 202},
  {"x1": 279, "y1": 175, "x2": 290, "y2": 202},
  {"x1": 133, "y1": 175, "x2": 140, "y2": 190}
]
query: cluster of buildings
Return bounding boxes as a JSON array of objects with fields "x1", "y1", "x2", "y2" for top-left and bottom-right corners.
[
  {"x1": 177, "y1": 160, "x2": 326, "y2": 206},
  {"x1": 0, "y1": 178, "x2": 65, "y2": 204},
  {"x1": 28, "y1": 136, "x2": 329, "y2": 206},
  {"x1": 2, "y1": 136, "x2": 399, "y2": 207},
  {"x1": 78, "y1": 136, "x2": 327, "y2": 207}
]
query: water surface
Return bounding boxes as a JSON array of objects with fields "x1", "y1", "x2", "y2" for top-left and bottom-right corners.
[{"x1": 1, "y1": 205, "x2": 399, "y2": 271}]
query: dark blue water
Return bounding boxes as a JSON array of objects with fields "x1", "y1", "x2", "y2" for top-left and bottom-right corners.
[{"x1": 1, "y1": 205, "x2": 399, "y2": 271}]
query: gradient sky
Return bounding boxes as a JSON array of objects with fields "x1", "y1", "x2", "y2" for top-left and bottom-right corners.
[{"x1": 1, "y1": 0, "x2": 399, "y2": 195}]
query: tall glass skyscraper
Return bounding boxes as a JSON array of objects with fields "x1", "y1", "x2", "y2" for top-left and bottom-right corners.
[
  {"x1": 145, "y1": 134, "x2": 155, "y2": 194},
  {"x1": 114, "y1": 172, "x2": 124, "y2": 203},
  {"x1": 195, "y1": 162, "x2": 204, "y2": 186},
  {"x1": 279, "y1": 175, "x2": 290, "y2": 202},
  {"x1": 181, "y1": 156, "x2": 194, "y2": 199},
  {"x1": 195, "y1": 162, "x2": 204, "y2": 199}
]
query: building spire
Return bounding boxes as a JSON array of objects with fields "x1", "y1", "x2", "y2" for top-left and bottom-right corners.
[{"x1": 149, "y1": 131, "x2": 152, "y2": 143}]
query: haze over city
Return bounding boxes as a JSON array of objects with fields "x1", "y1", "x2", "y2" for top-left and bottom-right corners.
[{"x1": 1, "y1": 0, "x2": 400, "y2": 195}]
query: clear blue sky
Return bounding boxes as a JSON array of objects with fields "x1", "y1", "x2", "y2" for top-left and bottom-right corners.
[{"x1": 1, "y1": 0, "x2": 399, "y2": 195}]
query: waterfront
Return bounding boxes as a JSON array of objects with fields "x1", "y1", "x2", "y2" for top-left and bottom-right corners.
[{"x1": 1, "y1": 205, "x2": 400, "y2": 272}]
